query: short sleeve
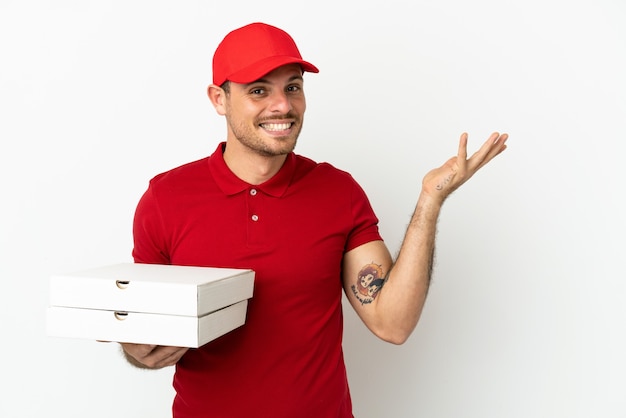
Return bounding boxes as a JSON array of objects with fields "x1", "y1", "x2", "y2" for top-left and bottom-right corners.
[
  {"x1": 131, "y1": 181, "x2": 170, "y2": 264},
  {"x1": 345, "y1": 176, "x2": 382, "y2": 252}
]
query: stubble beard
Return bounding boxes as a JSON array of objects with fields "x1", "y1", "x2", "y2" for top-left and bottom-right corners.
[{"x1": 227, "y1": 114, "x2": 304, "y2": 157}]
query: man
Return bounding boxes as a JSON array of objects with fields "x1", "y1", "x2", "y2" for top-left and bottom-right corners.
[{"x1": 121, "y1": 22, "x2": 508, "y2": 417}]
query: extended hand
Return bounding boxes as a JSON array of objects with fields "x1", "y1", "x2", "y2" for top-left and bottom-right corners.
[
  {"x1": 422, "y1": 132, "x2": 508, "y2": 203},
  {"x1": 120, "y1": 342, "x2": 189, "y2": 369}
]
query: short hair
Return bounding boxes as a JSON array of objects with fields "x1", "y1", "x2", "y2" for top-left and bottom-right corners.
[{"x1": 220, "y1": 81, "x2": 231, "y2": 95}]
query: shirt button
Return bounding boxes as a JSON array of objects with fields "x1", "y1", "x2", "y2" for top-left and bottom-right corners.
[
  {"x1": 251, "y1": 214, "x2": 259, "y2": 222},
  {"x1": 250, "y1": 189, "x2": 257, "y2": 196}
]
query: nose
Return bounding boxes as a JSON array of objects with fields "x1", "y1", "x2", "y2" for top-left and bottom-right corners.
[{"x1": 268, "y1": 90, "x2": 291, "y2": 114}]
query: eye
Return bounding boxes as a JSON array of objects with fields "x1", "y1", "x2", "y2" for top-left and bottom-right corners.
[
  {"x1": 286, "y1": 85, "x2": 301, "y2": 93},
  {"x1": 250, "y1": 88, "x2": 265, "y2": 95}
]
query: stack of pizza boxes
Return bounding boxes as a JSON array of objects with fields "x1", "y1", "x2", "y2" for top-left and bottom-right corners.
[{"x1": 47, "y1": 263, "x2": 255, "y2": 348}]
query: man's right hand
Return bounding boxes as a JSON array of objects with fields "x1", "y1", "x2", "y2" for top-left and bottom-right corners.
[{"x1": 120, "y1": 343, "x2": 189, "y2": 369}]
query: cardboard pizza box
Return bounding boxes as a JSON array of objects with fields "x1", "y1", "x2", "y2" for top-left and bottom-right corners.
[{"x1": 46, "y1": 263, "x2": 255, "y2": 347}]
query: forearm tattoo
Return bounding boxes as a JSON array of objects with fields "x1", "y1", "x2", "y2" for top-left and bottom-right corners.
[{"x1": 350, "y1": 263, "x2": 387, "y2": 306}]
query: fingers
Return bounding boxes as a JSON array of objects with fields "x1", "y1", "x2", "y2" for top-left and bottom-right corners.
[
  {"x1": 457, "y1": 132, "x2": 468, "y2": 162},
  {"x1": 121, "y1": 343, "x2": 188, "y2": 369},
  {"x1": 145, "y1": 346, "x2": 188, "y2": 369},
  {"x1": 121, "y1": 342, "x2": 157, "y2": 357},
  {"x1": 467, "y1": 132, "x2": 508, "y2": 171},
  {"x1": 482, "y1": 132, "x2": 508, "y2": 166},
  {"x1": 421, "y1": 131, "x2": 508, "y2": 202}
]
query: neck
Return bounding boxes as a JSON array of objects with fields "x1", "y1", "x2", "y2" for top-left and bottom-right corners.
[{"x1": 222, "y1": 139, "x2": 288, "y2": 185}]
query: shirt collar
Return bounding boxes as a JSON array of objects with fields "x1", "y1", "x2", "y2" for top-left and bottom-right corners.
[{"x1": 207, "y1": 142, "x2": 296, "y2": 197}]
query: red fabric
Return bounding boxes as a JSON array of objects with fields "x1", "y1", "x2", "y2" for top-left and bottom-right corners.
[
  {"x1": 212, "y1": 22, "x2": 319, "y2": 86},
  {"x1": 132, "y1": 143, "x2": 382, "y2": 418}
]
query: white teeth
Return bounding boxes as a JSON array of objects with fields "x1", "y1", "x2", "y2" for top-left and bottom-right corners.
[{"x1": 261, "y1": 123, "x2": 291, "y2": 131}]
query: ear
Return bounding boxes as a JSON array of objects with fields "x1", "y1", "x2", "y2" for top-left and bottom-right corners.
[{"x1": 207, "y1": 84, "x2": 227, "y2": 115}]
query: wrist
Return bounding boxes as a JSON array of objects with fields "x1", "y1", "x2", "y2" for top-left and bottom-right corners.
[{"x1": 417, "y1": 191, "x2": 445, "y2": 213}]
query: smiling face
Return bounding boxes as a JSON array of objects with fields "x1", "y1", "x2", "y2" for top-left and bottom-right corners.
[
  {"x1": 360, "y1": 273, "x2": 375, "y2": 289},
  {"x1": 217, "y1": 64, "x2": 307, "y2": 157}
]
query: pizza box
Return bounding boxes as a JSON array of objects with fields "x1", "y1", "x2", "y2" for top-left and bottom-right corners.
[
  {"x1": 46, "y1": 263, "x2": 255, "y2": 347},
  {"x1": 48, "y1": 263, "x2": 255, "y2": 316},
  {"x1": 46, "y1": 300, "x2": 248, "y2": 348}
]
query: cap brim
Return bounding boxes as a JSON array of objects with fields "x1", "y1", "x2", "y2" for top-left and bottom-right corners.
[{"x1": 225, "y1": 56, "x2": 319, "y2": 84}]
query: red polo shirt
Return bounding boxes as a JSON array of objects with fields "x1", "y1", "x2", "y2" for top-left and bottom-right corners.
[{"x1": 132, "y1": 142, "x2": 382, "y2": 418}]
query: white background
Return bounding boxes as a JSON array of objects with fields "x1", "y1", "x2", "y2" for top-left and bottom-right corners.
[{"x1": 1, "y1": 1, "x2": 624, "y2": 417}]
